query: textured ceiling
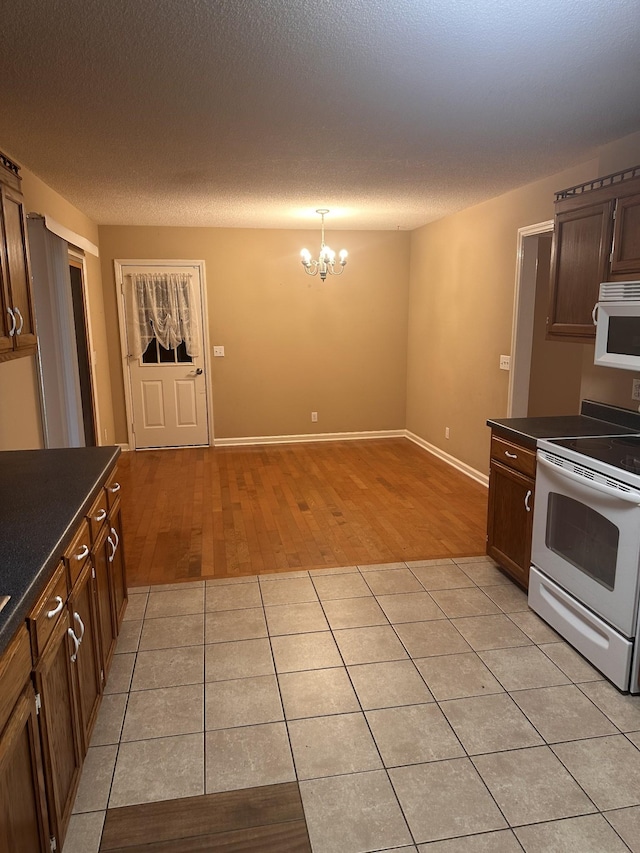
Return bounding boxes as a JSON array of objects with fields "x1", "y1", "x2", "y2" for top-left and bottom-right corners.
[{"x1": 0, "y1": 0, "x2": 639, "y2": 230}]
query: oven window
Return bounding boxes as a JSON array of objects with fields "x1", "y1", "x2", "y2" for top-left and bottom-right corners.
[
  {"x1": 546, "y1": 493, "x2": 619, "y2": 590},
  {"x1": 607, "y1": 316, "x2": 640, "y2": 356}
]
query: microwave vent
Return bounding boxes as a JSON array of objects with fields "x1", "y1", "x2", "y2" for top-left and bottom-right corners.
[{"x1": 598, "y1": 281, "x2": 640, "y2": 302}]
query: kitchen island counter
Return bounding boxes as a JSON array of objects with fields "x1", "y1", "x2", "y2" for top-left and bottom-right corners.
[{"x1": 0, "y1": 446, "x2": 120, "y2": 656}]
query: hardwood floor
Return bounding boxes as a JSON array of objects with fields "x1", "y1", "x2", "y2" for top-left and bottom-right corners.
[
  {"x1": 118, "y1": 438, "x2": 488, "y2": 586},
  {"x1": 99, "y1": 783, "x2": 311, "y2": 851}
]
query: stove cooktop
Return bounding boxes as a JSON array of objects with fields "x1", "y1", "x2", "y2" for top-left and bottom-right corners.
[{"x1": 548, "y1": 434, "x2": 640, "y2": 476}]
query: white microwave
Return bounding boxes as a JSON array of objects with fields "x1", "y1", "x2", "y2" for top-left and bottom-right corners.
[{"x1": 594, "y1": 281, "x2": 640, "y2": 371}]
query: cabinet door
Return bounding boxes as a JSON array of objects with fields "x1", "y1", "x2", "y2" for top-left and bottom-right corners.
[
  {"x1": 547, "y1": 201, "x2": 614, "y2": 340},
  {"x1": 107, "y1": 503, "x2": 128, "y2": 631},
  {"x1": 34, "y1": 610, "x2": 82, "y2": 850},
  {"x1": 68, "y1": 561, "x2": 103, "y2": 756},
  {"x1": 487, "y1": 461, "x2": 534, "y2": 589},
  {"x1": 93, "y1": 523, "x2": 117, "y2": 681},
  {"x1": 0, "y1": 234, "x2": 12, "y2": 354},
  {"x1": 0, "y1": 183, "x2": 36, "y2": 351},
  {"x1": 611, "y1": 193, "x2": 640, "y2": 276},
  {"x1": 0, "y1": 684, "x2": 50, "y2": 853}
]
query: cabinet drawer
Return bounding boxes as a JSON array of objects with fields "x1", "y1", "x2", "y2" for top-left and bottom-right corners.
[
  {"x1": 104, "y1": 468, "x2": 122, "y2": 511},
  {"x1": 28, "y1": 562, "x2": 68, "y2": 663},
  {"x1": 64, "y1": 519, "x2": 91, "y2": 588},
  {"x1": 0, "y1": 624, "x2": 32, "y2": 733},
  {"x1": 86, "y1": 489, "x2": 109, "y2": 543},
  {"x1": 490, "y1": 436, "x2": 536, "y2": 478}
]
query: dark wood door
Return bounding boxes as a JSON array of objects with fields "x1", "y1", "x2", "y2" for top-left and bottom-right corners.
[
  {"x1": 34, "y1": 609, "x2": 82, "y2": 851},
  {"x1": 0, "y1": 183, "x2": 36, "y2": 351},
  {"x1": 0, "y1": 229, "x2": 11, "y2": 354},
  {"x1": 93, "y1": 522, "x2": 117, "y2": 682},
  {"x1": 611, "y1": 193, "x2": 640, "y2": 276},
  {"x1": 547, "y1": 200, "x2": 614, "y2": 340},
  {"x1": 0, "y1": 683, "x2": 50, "y2": 853},
  {"x1": 487, "y1": 461, "x2": 534, "y2": 589},
  {"x1": 108, "y1": 502, "x2": 128, "y2": 632},
  {"x1": 68, "y1": 561, "x2": 103, "y2": 756}
]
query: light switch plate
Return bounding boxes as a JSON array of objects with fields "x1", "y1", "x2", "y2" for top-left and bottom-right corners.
[
  {"x1": 213, "y1": 346, "x2": 225, "y2": 357},
  {"x1": 499, "y1": 355, "x2": 511, "y2": 371}
]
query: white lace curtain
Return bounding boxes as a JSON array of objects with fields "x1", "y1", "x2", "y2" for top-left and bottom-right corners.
[{"x1": 127, "y1": 272, "x2": 200, "y2": 359}]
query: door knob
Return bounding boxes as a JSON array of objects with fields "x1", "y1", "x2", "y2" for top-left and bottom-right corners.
[{"x1": 194, "y1": 368, "x2": 203, "y2": 375}]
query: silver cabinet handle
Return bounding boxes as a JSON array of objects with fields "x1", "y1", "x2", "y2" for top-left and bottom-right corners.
[
  {"x1": 14, "y1": 307, "x2": 23, "y2": 335},
  {"x1": 592, "y1": 303, "x2": 599, "y2": 326},
  {"x1": 68, "y1": 627, "x2": 80, "y2": 662},
  {"x1": 110, "y1": 526, "x2": 120, "y2": 552},
  {"x1": 107, "y1": 534, "x2": 116, "y2": 563},
  {"x1": 7, "y1": 307, "x2": 16, "y2": 337},
  {"x1": 47, "y1": 596, "x2": 64, "y2": 619},
  {"x1": 505, "y1": 451, "x2": 518, "y2": 459},
  {"x1": 107, "y1": 482, "x2": 121, "y2": 494},
  {"x1": 525, "y1": 489, "x2": 532, "y2": 512},
  {"x1": 94, "y1": 509, "x2": 107, "y2": 523},
  {"x1": 73, "y1": 611, "x2": 85, "y2": 644},
  {"x1": 75, "y1": 544, "x2": 89, "y2": 561}
]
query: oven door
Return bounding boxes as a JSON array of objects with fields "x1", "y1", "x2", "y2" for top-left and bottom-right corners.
[{"x1": 532, "y1": 451, "x2": 640, "y2": 637}]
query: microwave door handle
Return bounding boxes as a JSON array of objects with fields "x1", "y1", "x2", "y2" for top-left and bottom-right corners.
[
  {"x1": 592, "y1": 303, "x2": 599, "y2": 326},
  {"x1": 537, "y1": 454, "x2": 640, "y2": 505}
]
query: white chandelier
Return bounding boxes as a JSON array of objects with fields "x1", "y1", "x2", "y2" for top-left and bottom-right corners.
[{"x1": 300, "y1": 209, "x2": 348, "y2": 281}]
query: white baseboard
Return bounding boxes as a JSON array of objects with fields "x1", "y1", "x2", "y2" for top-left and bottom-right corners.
[
  {"x1": 405, "y1": 431, "x2": 489, "y2": 488},
  {"x1": 213, "y1": 429, "x2": 406, "y2": 447}
]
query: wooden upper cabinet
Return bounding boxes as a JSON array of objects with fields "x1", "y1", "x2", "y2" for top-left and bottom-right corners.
[
  {"x1": 0, "y1": 152, "x2": 37, "y2": 362},
  {"x1": 611, "y1": 192, "x2": 640, "y2": 276},
  {"x1": 547, "y1": 166, "x2": 640, "y2": 342},
  {"x1": 547, "y1": 201, "x2": 614, "y2": 339}
]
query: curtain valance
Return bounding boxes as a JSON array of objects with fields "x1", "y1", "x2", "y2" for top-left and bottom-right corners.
[{"x1": 127, "y1": 272, "x2": 200, "y2": 359}]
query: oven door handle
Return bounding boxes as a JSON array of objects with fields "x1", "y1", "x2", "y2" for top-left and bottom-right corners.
[{"x1": 538, "y1": 454, "x2": 640, "y2": 505}]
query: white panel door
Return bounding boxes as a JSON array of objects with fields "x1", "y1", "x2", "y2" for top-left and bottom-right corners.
[{"x1": 122, "y1": 264, "x2": 209, "y2": 448}]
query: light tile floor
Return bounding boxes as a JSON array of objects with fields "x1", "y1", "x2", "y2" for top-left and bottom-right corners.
[{"x1": 62, "y1": 558, "x2": 640, "y2": 853}]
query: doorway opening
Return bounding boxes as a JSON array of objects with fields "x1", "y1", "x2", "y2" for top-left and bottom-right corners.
[{"x1": 69, "y1": 255, "x2": 97, "y2": 445}]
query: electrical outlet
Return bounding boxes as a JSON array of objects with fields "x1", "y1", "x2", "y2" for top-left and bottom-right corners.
[
  {"x1": 632, "y1": 379, "x2": 640, "y2": 401},
  {"x1": 445, "y1": 427, "x2": 450, "y2": 439},
  {"x1": 311, "y1": 412, "x2": 318, "y2": 422},
  {"x1": 499, "y1": 355, "x2": 511, "y2": 371}
]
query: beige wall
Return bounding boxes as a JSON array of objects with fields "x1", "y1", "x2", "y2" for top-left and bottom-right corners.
[
  {"x1": 407, "y1": 130, "x2": 640, "y2": 476},
  {"x1": 527, "y1": 232, "x2": 584, "y2": 416},
  {"x1": 0, "y1": 160, "x2": 115, "y2": 450},
  {"x1": 97, "y1": 227, "x2": 411, "y2": 442}
]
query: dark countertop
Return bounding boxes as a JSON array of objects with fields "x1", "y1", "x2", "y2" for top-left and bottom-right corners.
[
  {"x1": 0, "y1": 446, "x2": 120, "y2": 656},
  {"x1": 487, "y1": 401, "x2": 640, "y2": 450}
]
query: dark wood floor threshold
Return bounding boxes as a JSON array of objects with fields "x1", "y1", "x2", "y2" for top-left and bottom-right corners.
[{"x1": 99, "y1": 781, "x2": 312, "y2": 852}]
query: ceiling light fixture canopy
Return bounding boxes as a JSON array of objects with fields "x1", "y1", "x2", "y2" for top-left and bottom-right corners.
[{"x1": 301, "y1": 209, "x2": 348, "y2": 281}]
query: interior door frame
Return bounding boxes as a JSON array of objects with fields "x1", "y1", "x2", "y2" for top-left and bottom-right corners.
[
  {"x1": 114, "y1": 259, "x2": 213, "y2": 450},
  {"x1": 508, "y1": 220, "x2": 554, "y2": 417}
]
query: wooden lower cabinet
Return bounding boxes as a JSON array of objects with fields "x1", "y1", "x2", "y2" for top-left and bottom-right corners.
[
  {"x1": 0, "y1": 684, "x2": 50, "y2": 853},
  {"x1": 486, "y1": 432, "x2": 536, "y2": 590},
  {"x1": 33, "y1": 609, "x2": 83, "y2": 851},
  {"x1": 93, "y1": 522, "x2": 118, "y2": 681},
  {"x1": 0, "y1": 627, "x2": 49, "y2": 853},
  {"x1": 69, "y1": 561, "x2": 103, "y2": 755},
  {"x1": 0, "y1": 460, "x2": 128, "y2": 850},
  {"x1": 108, "y1": 502, "x2": 128, "y2": 632}
]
